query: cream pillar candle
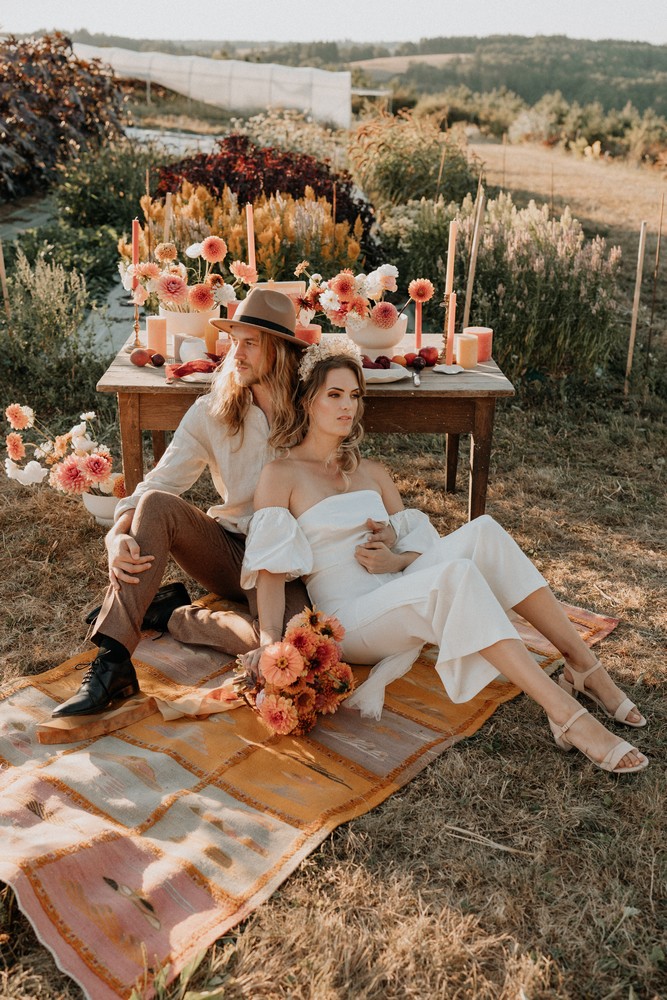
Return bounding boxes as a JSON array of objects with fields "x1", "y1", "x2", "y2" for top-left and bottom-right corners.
[
  {"x1": 457, "y1": 333, "x2": 478, "y2": 369},
  {"x1": 464, "y1": 326, "x2": 493, "y2": 362}
]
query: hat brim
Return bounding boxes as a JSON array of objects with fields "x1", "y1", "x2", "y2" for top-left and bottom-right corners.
[{"x1": 209, "y1": 316, "x2": 308, "y2": 350}]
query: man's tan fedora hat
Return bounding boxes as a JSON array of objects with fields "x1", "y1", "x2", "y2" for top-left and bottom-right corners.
[{"x1": 209, "y1": 287, "x2": 307, "y2": 349}]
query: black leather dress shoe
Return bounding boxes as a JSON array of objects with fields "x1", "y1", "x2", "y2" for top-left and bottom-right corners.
[
  {"x1": 85, "y1": 581, "x2": 191, "y2": 634},
  {"x1": 52, "y1": 652, "x2": 139, "y2": 717}
]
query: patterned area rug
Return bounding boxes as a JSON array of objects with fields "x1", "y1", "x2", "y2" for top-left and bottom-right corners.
[{"x1": 0, "y1": 601, "x2": 617, "y2": 1000}]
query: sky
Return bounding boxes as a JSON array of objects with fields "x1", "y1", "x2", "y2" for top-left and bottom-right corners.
[{"x1": 0, "y1": 0, "x2": 665, "y2": 45}]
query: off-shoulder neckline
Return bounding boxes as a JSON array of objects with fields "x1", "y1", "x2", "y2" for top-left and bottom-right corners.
[{"x1": 254, "y1": 489, "x2": 385, "y2": 524}]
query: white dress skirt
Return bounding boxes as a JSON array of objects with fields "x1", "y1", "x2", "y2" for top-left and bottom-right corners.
[{"x1": 241, "y1": 490, "x2": 548, "y2": 720}]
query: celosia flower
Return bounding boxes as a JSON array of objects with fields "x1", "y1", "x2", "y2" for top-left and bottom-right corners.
[
  {"x1": 51, "y1": 455, "x2": 90, "y2": 495},
  {"x1": 80, "y1": 451, "x2": 113, "y2": 484},
  {"x1": 6, "y1": 433, "x2": 25, "y2": 461},
  {"x1": 370, "y1": 301, "x2": 399, "y2": 329},
  {"x1": 156, "y1": 273, "x2": 188, "y2": 306},
  {"x1": 188, "y1": 283, "x2": 216, "y2": 312},
  {"x1": 229, "y1": 260, "x2": 258, "y2": 285},
  {"x1": 154, "y1": 242, "x2": 178, "y2": 262},
  {"x1": 200, "y1": 235, "x2": 227, "y2": 263},
  {"x1": 259, "y1": 642, "x2": 305, "y2": 688},
  {"x1": 258, "y1": 693, "x2": 299, "y2": 735},
  {"x1": 5, "y1": 403, "x2": 34, "y2": 430},
  {"x1": 329, "y1": 270, "x2": 356, "y2": 303},
  {"x1": 111, "y1": 473, "x2": 127, "y2": 498},
  {"x1": 408, "y1": 278, "x2": 435, "y2": 303}
]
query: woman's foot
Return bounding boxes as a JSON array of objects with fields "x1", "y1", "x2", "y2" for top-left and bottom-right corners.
[
  {"x1": 560, "y1": 656, "x2": 646, "y2": 727},
  {"x1": 549, "y1": 706, "x2": 648, "y2": 773},
  {"x1": 549, "y1": 708, "x2": 648, "y2": 774}
]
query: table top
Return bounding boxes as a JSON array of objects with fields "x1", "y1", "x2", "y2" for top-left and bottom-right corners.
[{"x1": 97, "y1": 333, "x2": 515, "y2": 400}]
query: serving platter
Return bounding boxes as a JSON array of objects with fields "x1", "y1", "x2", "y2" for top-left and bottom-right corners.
[{"x1": 362, "y1": 362, "x2": 411, "y2": 384}]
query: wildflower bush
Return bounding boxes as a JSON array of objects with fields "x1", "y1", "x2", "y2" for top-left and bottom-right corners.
[
  {"x1": 13, "y1": 220, "x2": 119, "y2": 303},
  {"x1": 380, "y1": 192, "x2": 622, "y2": 379},
  {"x1": 414, "y1": 85, "x2": 528, "y2": 139},
  {"x1": 0, "y1": 33, "x2": 124, "y2": 201},
  {"x1": 228, "y1": 109, "x2": 347, "y2": 166},
  {"x1": 156, "y1": 135, "x2": 376, "y2": 260},
  {"x1": 136, "y1": 182, "x2": 364, "y2": 283},
  {"x1": 348, "y1": 110, "x2": 480, "y2": 208},
  {"x1": 0, "y1": 251, "x2": 114, "y2": 418}
]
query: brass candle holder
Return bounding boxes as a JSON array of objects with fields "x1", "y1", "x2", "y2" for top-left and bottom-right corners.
[
  {"x1": 437, "y1": 292, "x2": 451, "y2": 364},
  {"x1": 124, "y1": 300, "x2": 143, "y2": 352}
]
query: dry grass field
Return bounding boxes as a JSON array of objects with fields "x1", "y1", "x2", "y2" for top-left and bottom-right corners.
[
  {"x1": 1, "y1": 143, "x2": 666, "y2": 998},
  {"x1": 350, "y1": 53, "x2": 471, "y2": 76}
]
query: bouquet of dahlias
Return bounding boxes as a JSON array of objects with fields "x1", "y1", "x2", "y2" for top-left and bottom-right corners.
[
  {"x1": 4, "y1": 404, "x2": 125, "y2": 498},
  {"x1": 235, "y1": 606, "x2": 355, "y2": 736},
  {"x1": 294, "y1": 260, "x2": 400, "y2": 333}
]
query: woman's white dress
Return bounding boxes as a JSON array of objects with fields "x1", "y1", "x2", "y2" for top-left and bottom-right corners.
[{"x1": 241, "y1": 490, "x2": 547, "y2": 719}]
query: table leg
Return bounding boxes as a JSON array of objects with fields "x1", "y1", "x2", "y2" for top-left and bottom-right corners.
[
  {"x1": 151, "y1": 431, "x2": 167, "y2": 466},
  {"x1": 445, "y1": 433, "x2": 460, "y2": 492},
  {"x1": 468, "y1": 399, "x2": 496, "y2": 520},
  {"x1": 117, "y1": 393, "x2": 144, "y2": 494}
]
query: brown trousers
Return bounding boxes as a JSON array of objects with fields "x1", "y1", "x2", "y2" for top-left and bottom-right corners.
[{"x1": 93, "y1": 490, "x2": 308, "y2": 656}]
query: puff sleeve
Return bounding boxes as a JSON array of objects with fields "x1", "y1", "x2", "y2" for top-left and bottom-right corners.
[
  {"x1": 241, "y1": 507, "x2": 313, "y2": 589},
  {"x1": 389, "y1": 509, "x2": 440, "y2": 554}
]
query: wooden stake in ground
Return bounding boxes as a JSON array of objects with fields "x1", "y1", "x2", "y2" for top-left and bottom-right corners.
[
  {"x1": 624, "y1": 220, "x2": 648, "y2": 396},
  {"x1": 0, "y1": 238, "x2": 10, "y2": 322},
  {"x1": 434, "y1": 144, "x2": 447, "y2": 201},
  {"x1": 644, "y1": 193, "x2": 664, "y2": 377},
  {"x1": 462, "y1": 188, "x2": 486, "y2": 331}
]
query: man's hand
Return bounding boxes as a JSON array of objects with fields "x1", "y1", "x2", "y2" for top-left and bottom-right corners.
[
  {"x1": 107, "y1": 533, "x2": 155, "y2": 589},
  {"x1": 355, "y1": 540, "x2": 403, "y2": 575},
  {"x1": 365, "y1": 517, "x2": 397, "y2": 548},
  {"x1": 236, "y1": 646, "x2": 267, "y2": 680}
]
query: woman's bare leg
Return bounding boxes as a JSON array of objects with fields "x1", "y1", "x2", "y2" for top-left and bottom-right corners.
[
  {"x1": 512, "y1": 587, "x2": 643, "y2": 724},
  {"x1": 480, "y1": 637, "x2": 646, "y2": 770}
]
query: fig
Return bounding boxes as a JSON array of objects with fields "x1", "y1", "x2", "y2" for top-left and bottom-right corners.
[
  {"x1": 130, "y1": 348, "x2": 152, "y2": 367},
  {"x1": 150, "y1": 353, "x2": 165, "y2": 367},
  {"x1": 375, "y1": 355, "x2": 392, "y2": 369},
  {"x1": 412, "y1": 356, "x2": 427, "y2": 371}
]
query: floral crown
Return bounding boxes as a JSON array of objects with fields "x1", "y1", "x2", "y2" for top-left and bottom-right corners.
[{"x1": 297, "y1": 336, "x2": 362, "y2": 383}]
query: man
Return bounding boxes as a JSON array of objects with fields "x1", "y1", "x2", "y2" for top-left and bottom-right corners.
[{"x1": 53, "y1": 287, "x2": 310, "y2": 718}]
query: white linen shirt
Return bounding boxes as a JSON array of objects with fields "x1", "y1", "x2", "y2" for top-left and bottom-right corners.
[{"x1": 114, "y1": 395, "x2": 273, "y2": 534}]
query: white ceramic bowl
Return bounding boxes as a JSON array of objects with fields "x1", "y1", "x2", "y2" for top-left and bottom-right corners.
[{"x1": 345, "y1": 314, "x2": 408, "y2": 356}]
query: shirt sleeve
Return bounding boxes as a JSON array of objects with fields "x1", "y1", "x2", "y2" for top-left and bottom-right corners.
[
  {"x1": 241, "y1": 507, "x2": 313, "y2": 589},
  {"x1": 114, "y1": 399, "x2": 211, "y2": 521},
  {"x1": 389, "y1": 508, "x2": 440, "y2": 554}
]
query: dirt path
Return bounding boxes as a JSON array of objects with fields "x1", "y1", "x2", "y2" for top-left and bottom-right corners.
[{"x1": 470, "y1": 141, "x2": 667, "y2": 338}]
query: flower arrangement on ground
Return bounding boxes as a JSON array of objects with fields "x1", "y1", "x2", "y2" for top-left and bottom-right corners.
[
  {"x1": 293, "y1": 261, "x2": 401, "y2": 333},
  {"x1": 4, "y1": 404, "x2": 125, "y2": 498},
  {"x1": 118, "y1": 234, "x2": 257, "y2": 314},
  {"x1": 235, "y1": 606, "x2": 355, "y2": 736}
]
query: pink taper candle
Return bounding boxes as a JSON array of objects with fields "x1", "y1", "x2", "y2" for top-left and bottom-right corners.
[
  {"x1": 131, "y1": 218, "x2": 140, "y2": 290},
  {"x1": 245, "y1": 204, "x2": 256, "y2": 272},
  {"x1": 445, "y1": 220, "x2": 458, "y2": 298},
  {"x1": 445, "y1": 292, "x2": 457, "y2": 365},
  {"x1": 414, "y1": 301, "x2": 422, "y2": 350}
]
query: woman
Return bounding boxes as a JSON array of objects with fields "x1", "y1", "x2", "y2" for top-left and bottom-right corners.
[{"x1": 240, "y1": 338, "x2": 648, "y2": 774}]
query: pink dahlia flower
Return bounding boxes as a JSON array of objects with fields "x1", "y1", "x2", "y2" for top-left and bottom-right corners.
[
  {"x1": 259, "y1": 642, "x2": 305, "y2": 688},
  {"x1": 200, "y1": 235, "x2": 228, "y2": 263},
  {"x1": 329, "y1": 270, "x2": 356, "y2": 303},
  {"x1": 229, "y1": 260, "x2": 258, "y2": 285},
  {"x1": 309, "y1": 638, "x2": 340, "y2": 673},
  {"x1": 408, "y1": 278, "x2": 435, "y2": 303},
  {"x1": 81, "y1": 451, "x2": 113, "y2": 484},
  {"x1": 188, "y1": 283, "x2": 216, "y2": 312},
  {"x1": 137, "y1": 262, "x2": 160, "y2": 280},
  {"x1": 6, "y1": 432, "x2": 26, "y2": 461},
  {"x1": 5, "y1": 403, "x2": 34, "y2": 430},
  {"x1": 258, "y1": 693, "x2": 299, "y2": 735},
  {"x1": 52, "y1": 455, "x2": 90, "y2": 495},
  {"x1": 156, "y1": 273, "x2": 188, "y2": 307},
  {"x1": 371, "y1": 301, "x2": 399, "y2": 330}
]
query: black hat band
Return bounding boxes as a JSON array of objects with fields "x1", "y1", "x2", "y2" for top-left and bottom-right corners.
[{"x1": 236, "y1": 313, "x2": 295, "y2": 338}]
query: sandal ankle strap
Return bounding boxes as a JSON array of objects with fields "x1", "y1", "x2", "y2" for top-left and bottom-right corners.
[
  {"x1": 566, "y1": 658, "x2": 602, "y2": 689},
  {"x1": 555, "y1": 705, "x2": 589, "y2": 738}
]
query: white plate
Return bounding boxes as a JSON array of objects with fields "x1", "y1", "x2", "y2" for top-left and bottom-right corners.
[{"x1": 362, "y1": 362, "x2": 410, "y2": 383}]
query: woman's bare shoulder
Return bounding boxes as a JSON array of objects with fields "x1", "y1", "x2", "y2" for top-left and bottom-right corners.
[{"x1": 359, "y1": 458, "x2": 395, "y2": 487}]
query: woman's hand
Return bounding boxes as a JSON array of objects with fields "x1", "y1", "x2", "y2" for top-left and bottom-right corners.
[
  {"x1": 106, "y1": 533, "x2": 155, "y2": 589},
  {"x1": 236, "y1": 646, "x2": 268, "y2": 681},
  {"x1": 355, "y1": 540, "x2": 404, "y2": 574},
  {"x1": 365, "y1": 517, "x2": 397, "y2": 548}
]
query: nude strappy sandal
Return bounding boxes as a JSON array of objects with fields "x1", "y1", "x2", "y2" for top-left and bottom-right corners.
[
  {"x1": 558, "y1": 659, "x2": 646, "y2": 728},
  {"x1": 549, "y1": 706, "x2": 648, "y2": 774}
]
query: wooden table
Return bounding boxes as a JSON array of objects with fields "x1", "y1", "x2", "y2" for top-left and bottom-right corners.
[{"x1": 97, "y1": 334, "x2": 514, "y2": 520}]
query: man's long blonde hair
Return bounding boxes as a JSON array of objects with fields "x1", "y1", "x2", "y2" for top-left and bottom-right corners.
[{"x1": 206, "y1": 332, "x2": 301, "y2": 448}]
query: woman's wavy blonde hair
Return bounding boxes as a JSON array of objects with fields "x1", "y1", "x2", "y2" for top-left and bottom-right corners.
[
  {"x1": 206, "y1": 332, "x2": 302, "y2": 449},
  {"x1": 273, "y1": 355, "x2": 366, "y2": 477}
]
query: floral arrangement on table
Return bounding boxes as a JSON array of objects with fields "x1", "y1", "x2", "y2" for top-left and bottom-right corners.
[
  {"x1": 4, "y1": 404, "x2": 125, "y2": 499},
  {"x1": 118, "y1": 235, "x2": 257, "y2": 314},
  {"x1": 235, "y1": 606, "x2": 355, "y2": 736},
  {"x1": 293, "y1": 261, "x2": 401, "y2": 333}
]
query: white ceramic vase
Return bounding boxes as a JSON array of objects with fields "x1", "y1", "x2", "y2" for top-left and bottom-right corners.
[
  {"x1": 159, "y1": 306, "x2": 221, "y2": 353},
  {"x1": 81, "y1": 492, "x2": 119, "y2": 527},
  {"x1": 345, "y1": 314, "x2": 408, "y2": 356}
]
